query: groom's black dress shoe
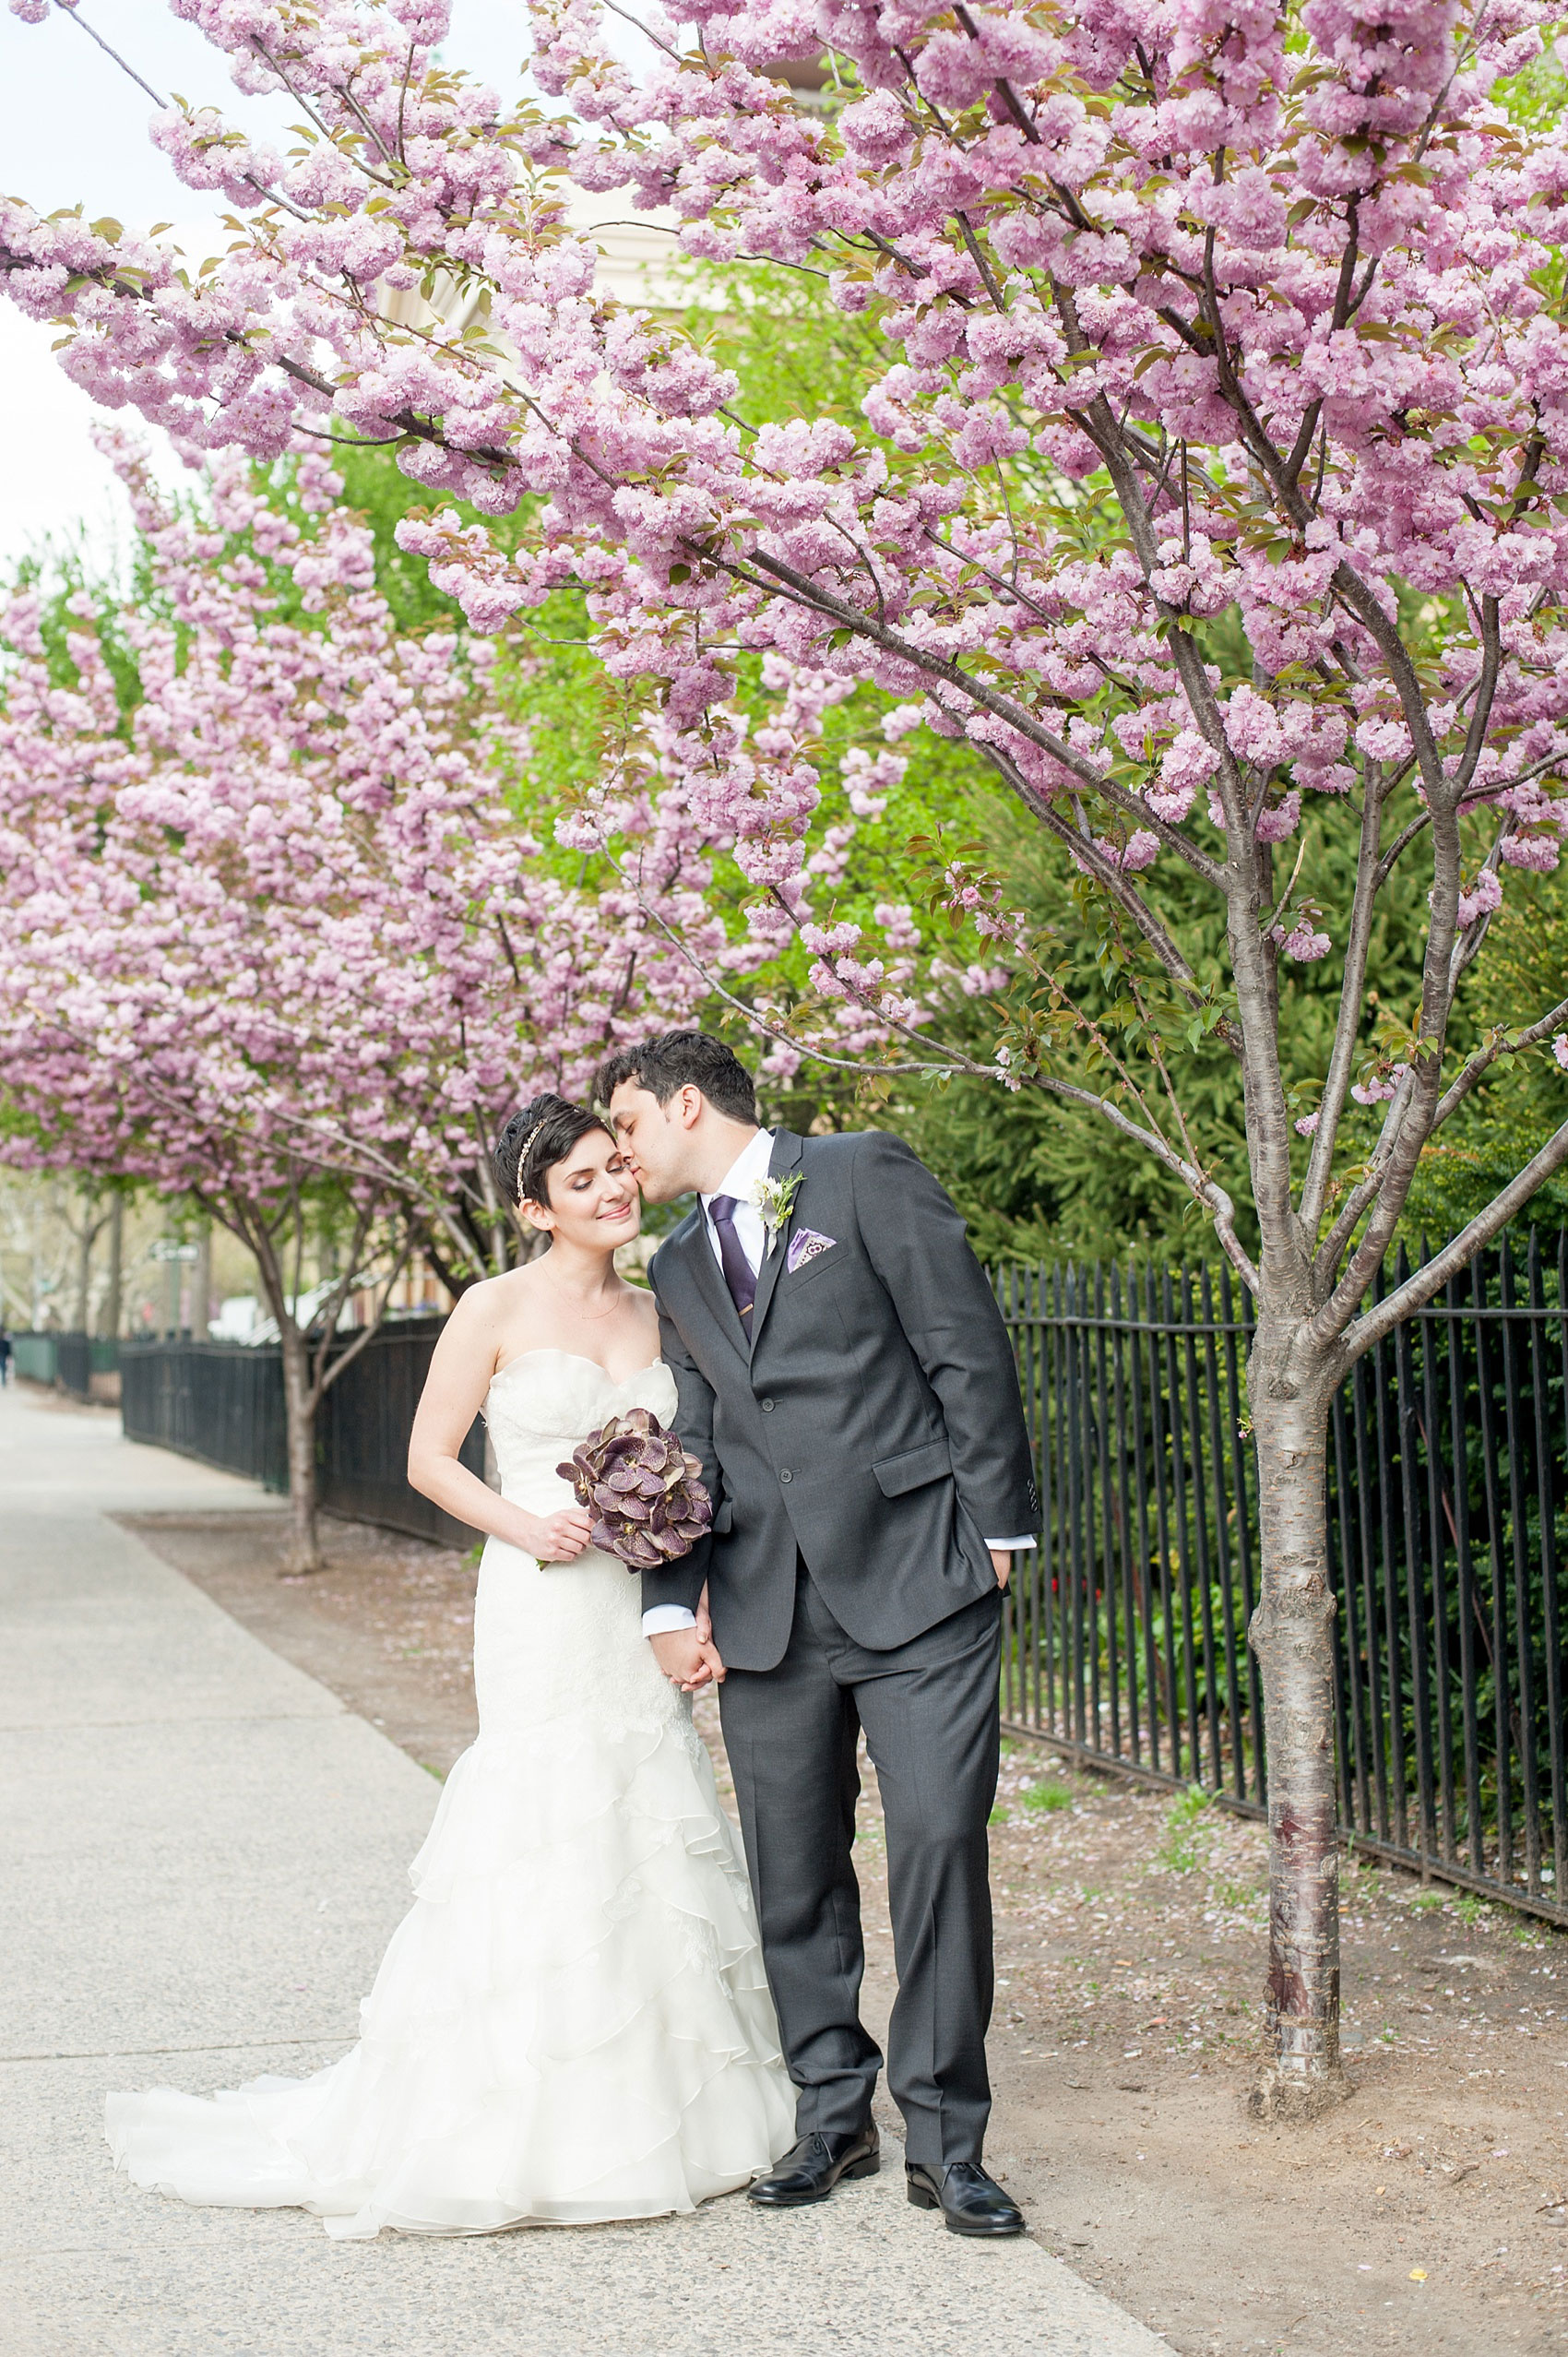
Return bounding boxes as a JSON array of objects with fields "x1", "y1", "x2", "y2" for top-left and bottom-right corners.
[
  {"x1": 748, "y1": 2125, "x2": 880, "y2": 2207},
  {"x1": 906, "y1": 2160, "x2": 1026, "y2": 2237}
]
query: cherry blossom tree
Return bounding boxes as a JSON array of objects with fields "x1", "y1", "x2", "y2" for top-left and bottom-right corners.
[
  {"x1": 0, "y1": 438, "x2": 716, "y2": 1565},
  {"x1": 9, "y1": 0, "x2": 1568, "y2": 2103}
]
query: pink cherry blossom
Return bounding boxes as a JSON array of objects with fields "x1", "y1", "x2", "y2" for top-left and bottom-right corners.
[
  {"x1": 1272, "y1": 921, "x2": 1333, "y2": 964},
  {"x1": 0, "y1": 434, "x2": 711, "y2": 1560},
  {"x1": 1455, "y1": 869, "x2": 1505, "y2": 928}
]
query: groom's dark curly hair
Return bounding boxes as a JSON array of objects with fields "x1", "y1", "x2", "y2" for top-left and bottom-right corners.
[{"x1": 596, "y1": 1032, "x2": 756, "y2": 1125}]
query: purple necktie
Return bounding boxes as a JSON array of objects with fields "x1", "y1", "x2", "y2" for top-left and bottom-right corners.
[{"x1": 708, "y1": 1195, "x2": 757, "y2": 1325}]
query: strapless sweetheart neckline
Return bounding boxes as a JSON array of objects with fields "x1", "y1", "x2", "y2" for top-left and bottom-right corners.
[{"x1": 492, "y1": 1346, "x2": 664, "y2": 1388}]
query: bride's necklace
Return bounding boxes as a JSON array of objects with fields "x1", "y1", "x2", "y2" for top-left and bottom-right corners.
[{"x1": 540, "y1": 1266, "x2": 622, "y2": 1320}]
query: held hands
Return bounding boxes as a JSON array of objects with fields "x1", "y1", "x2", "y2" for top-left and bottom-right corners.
[
  {"x1": 687, "y1": 1582, "x2": 721, "y2": 1685},
  {"x1": 520, "y1": 1506, "x2": 595, "y2": 1564},
  {"x1": 649, "y1": 1625, "x2": 726, "y2": 1694},
  {"x1": 991, "y1": 1548, "x2": 1013, "y2": 1591}
]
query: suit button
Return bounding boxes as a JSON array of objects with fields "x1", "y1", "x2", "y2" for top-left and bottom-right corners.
[
  {"x1": 778, "y1": 1468, "x2": 792, "y2": 1483},
  {"x1": 760, "y1": 1399, "x2": 775, "y2": 1411}
]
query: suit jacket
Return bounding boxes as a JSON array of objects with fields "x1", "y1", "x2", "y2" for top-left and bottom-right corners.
[{"x1": 642, "y1": 1126, "x2": 1039, "y2": 1672}]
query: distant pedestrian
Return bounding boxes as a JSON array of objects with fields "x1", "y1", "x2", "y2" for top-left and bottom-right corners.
[{"x1": 0, "y1": 1327, "x2": 11, "y2": 1387}]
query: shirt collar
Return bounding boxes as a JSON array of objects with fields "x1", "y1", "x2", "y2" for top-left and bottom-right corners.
[{"x1": 702, "y1": 1127, "x2": 776, "y2": 1213}]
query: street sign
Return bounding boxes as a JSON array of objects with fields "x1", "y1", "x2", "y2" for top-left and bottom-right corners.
[{"x1": 148, "y1": 1241, "x2": 200, "y2": 1264}]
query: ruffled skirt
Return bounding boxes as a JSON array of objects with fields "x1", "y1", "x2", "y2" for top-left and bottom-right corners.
[{"x1": 105, "y1": 1705, "x2": 795, "y2": 2237}]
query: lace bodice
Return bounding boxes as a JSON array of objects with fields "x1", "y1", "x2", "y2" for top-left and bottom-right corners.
[{"x1": 482, "y1": 1349, "x2": 679, "y2": 1511}]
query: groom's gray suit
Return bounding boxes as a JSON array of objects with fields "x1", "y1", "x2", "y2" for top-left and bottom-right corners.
[{"x1": 642, "y1": 1125, "x2": 1037, "y2": 2166}]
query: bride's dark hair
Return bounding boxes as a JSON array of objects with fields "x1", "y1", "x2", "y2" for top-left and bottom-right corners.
[{"x1": 493, "y1": 1095, "x2": 612, "y2": 1210}]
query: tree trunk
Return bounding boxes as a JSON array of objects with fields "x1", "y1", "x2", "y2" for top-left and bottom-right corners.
[
  {"x1": 1247, "y1": 1348, "x2": 1345, "y2": 2119},
  {"x1": 102, "y1": 1197, "x2": 123, "y2": 1339},
  {"x1": 278, "y1": 1324, "x2": 321, "y2": 1574},
  {"x1": 76, "y1": 1220, "x2": 93, "y2": 1334},
  {"x1": 194, "y1": 1217, "x2": 212, "y2": 1340}
]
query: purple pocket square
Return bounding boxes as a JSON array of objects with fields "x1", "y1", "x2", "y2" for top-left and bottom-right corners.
[{"x1": 787, "y1": 1228, "x2": 837, "y2": 1274}]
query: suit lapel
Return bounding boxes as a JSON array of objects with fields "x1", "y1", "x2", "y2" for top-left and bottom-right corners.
[
  {"x1": 671, "y1": 1205, "x2": 752, "y2": 1358},
  {"x1": 746, "y1": 1128, "x2": 803, "y2": 1359}
]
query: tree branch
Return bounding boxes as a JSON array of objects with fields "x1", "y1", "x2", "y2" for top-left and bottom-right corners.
[
  {"x1": 306, "y1": 1202, "x2": 378, "y2": 1409},
  {"x1": 1300, "y1": 771, "x2": 1387, "y2": 1239},
  {"x1": 315, "y1": 1222, "x2": 416, "y2": 1399},
  {"x1": 973, "y1": 740, "x2": 1217, "y2": 1011},
  {"x1": 1342, "y1": 1118, "x2": 1568, "y2": 1362},
  {"x1": 610, "y1": 850, "x2": 1260, "y2": 1292},
  {"x1": 725, "y1": 543, "x2": 1230, "y2": 887},
  {"x1": 1429, "y1": 994, "x2": 1568, "y2": 1132}
]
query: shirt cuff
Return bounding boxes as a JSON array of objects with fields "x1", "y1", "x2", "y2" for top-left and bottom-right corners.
[
  {"x1": 642, "y1": 1605, "x2": 698, "y2": 1636},
  {"x1": 984, "y1": 1536, "x2": 1037, "y2": 1551}
]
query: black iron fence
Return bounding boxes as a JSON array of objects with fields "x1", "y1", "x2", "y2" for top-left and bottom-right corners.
[
  {"x1": 122, "y1": 1338, "x2": 287, "y2": 1488},
  {"x1": 119, "y1": 1324, "x2": 485, "y2": 1548},
  {"x1": 98, "y1": 1231, "x2": 1568, "y2": 1918},
  {"x1": 993, "y1": 1231, "x2": 1568, "y2": 1924}
]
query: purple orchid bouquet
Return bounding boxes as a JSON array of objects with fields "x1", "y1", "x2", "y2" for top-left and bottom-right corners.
[{"x1": 556, "y1": 1408, "x2": 713, "y2": 1571}]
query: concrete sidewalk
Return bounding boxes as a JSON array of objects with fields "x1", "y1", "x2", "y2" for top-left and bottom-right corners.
[{"x1": 0, "y1": 1379, "x2": 1172, "y2": 2357}]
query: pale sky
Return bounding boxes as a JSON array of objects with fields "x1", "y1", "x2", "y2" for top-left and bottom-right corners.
[{"x1": 0, "y1": 0, "x2": 550, "y2": 581}]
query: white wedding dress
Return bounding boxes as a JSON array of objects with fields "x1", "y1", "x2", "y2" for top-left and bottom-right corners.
[{"x1": 105, "y1": 1351, "x2": 794, "y2": 2238}]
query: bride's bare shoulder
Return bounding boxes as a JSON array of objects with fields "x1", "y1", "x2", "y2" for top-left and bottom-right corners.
[
  {"x1": 436, "y1": 1266, "x2": 545, "y2": 1354},
  {"x1": 455, "y1": 1265, "x2": 544, "y2": 1313}
]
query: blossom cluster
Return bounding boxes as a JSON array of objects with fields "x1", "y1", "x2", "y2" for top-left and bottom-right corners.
[
  {"x1": 0, "y1": 433, "x2": 713, "y2": 1259},
  {"x1": 5, "y1": 0, "x2": 1567, "y2": 1152},
  {"x1": 564, "y1": 652, "x2": 966, "y2": 1070}
]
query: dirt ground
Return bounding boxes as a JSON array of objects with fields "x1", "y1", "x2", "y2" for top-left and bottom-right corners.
[{"x1": 124, "y1": 1504, "x2": 1568, "y2": 2357}]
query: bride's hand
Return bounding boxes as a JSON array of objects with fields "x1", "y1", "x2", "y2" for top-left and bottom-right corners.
[
  {"x1": 519, "y1": 1506, "x2": 594, "y2": 1564},
  {"x1": 695, "y1": 1583, "x2": 712, "y2": 1648}
]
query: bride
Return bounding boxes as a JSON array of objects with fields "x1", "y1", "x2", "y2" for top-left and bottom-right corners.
[{"x1": 106, "y1": 1094, "x2": 795, "y2": 2238}]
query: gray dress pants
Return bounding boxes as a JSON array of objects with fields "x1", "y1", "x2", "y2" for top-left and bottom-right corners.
[{"x1": 718, "y1": 1562, "x2": 1003, "y2": 2168}]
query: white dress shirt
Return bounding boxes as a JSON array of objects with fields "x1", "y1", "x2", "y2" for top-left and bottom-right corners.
[
  {"x1": 699, "y1": 1125, "x2": 778, "y2": 1285},
  {"x1": 642, "y1": 1128, "x2": 1033, "y2": 1642}
]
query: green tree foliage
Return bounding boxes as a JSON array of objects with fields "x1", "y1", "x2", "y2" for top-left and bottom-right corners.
[{"x1": 1398, "y1": 877, "x2": 1568, "y2": 1236}]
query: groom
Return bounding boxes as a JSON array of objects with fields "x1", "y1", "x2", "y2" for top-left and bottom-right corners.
[{"x1": 599, "y1": 1032, "x2": 1038, "y2": 2239}]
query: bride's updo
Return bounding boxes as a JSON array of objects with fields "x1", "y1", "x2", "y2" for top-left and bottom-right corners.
[{"x1": 494, "y1": 1094, "x2": 612, "y2": 1210}]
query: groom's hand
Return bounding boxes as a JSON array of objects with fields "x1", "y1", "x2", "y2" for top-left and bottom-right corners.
[
  {"x1": 991, "y1": 1548, "x2": 1012, "y2": 1590},
  {"x1": 649, "y1": 1627, "x2": 726, "y2": 1691}
]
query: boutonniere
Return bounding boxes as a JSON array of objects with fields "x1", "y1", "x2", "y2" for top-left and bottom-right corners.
[{"x1": 749, "y1": 1171, "x2": 802, "y2": 1256}]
